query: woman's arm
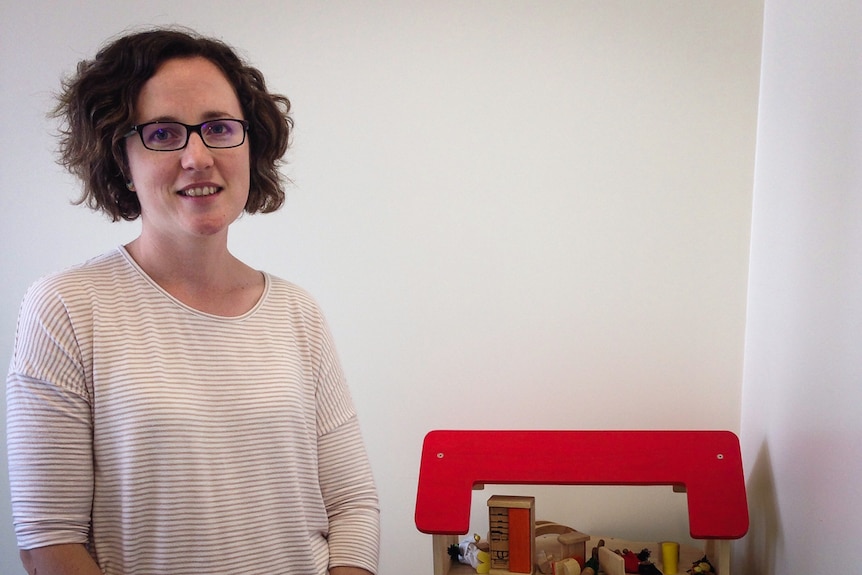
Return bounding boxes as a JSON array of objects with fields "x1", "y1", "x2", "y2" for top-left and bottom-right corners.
[
  {"x1": 330, "y1": 568, "x2": 373, "y2": 575},
  {"x1": 20, "y1": 544, "x2": 103, "y2": 575},
  {"x1": 318, "y1": 419, "x2": 380, "y2": 575},
  {"x1": 7, "y1": 285, "x2": 96, "y2": 568}
]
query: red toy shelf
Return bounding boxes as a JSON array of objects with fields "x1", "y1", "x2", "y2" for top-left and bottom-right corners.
[{"x1": 415, "y1": 429, "x2": 749, "y2": 540}]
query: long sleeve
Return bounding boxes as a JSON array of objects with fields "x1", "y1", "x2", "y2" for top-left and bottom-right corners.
[
  {"x1": 310, "y1": 301, "x2": 380, "y2": 574},
  {"x1": 318, "y1": 418, "x2": 380, "y2": 573},
  {"x1": 6, "y1": 281, "x2": 95, "y2": 550}
]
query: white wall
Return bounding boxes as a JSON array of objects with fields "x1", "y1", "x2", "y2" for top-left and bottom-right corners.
[
  {"x1": 0, "y1": 2, "x2": 762, "y2": 573},
  {"x1": 738, "y1": 0, "x2": 862, "y2": 572}
]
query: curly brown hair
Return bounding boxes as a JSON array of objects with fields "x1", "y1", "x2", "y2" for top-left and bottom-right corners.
[{"x1": 52, "y1": 28, "x2": 292, "y2": 221}]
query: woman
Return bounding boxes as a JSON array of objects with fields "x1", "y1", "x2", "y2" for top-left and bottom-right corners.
[{"x1": 6, "y1": 28, "x2": 379, "y2": 575}]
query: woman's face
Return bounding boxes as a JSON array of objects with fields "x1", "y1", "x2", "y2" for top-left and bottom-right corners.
[{"x1": 125, "y1": 56, "x2": 251, "y2": 245}]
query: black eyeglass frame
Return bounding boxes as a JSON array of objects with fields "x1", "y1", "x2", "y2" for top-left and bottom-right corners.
[{"x1": 124, "y1": 118, "x2": 251, "y2": 151}]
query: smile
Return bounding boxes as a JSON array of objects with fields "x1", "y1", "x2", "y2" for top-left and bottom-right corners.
[{"x1": 179, "y1": 186, "x2": 219, "y2": 197}]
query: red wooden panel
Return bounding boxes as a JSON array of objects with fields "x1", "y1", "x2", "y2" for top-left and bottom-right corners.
[
  {"x1": 414, "y1": 430, "x2": 748, "y2": 540},
  {"x1": 508, "y1": 507, "x2": 532, "y2": 573}
]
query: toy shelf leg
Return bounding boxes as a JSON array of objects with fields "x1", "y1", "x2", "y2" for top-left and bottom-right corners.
[
  {"x1": 706, "y1": 540, "x2": 731, "y2": 575},
  {"x1": 432, "y1": 534, "x2": 459, "y2": 575}
]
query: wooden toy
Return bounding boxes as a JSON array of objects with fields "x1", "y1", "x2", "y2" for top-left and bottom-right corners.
[
  {"x1": 415, "y1": 430, "x2": 748, "y2": 575},
  {"x1": 661, "y1": 541, "x2": 680, "y2": 574},
  {"x1": 487, "y1": 495, "x2": 536, "y2": 574},
  {"x1": 550, "y1": 558, "x2": 581, "y2": 575},
  {"x1": 534, "y1": 521, "x2": 589, "y2": 570},
  {"x1": 598, "y1": 546, "x2": 625, "y2": 575}
]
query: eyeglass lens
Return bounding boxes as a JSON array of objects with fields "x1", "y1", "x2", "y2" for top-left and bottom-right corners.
[{"x1": 139, "y1": 119, "x2": 246, "y2": 151}]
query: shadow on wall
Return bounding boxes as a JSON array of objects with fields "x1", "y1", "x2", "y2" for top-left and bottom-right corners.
[{"x1": 735, "y1": 441, "x2": 781, "y2": 575}]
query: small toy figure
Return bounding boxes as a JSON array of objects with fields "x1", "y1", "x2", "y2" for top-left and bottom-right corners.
[
  {"x1": 633, "y1": 549, "x2": 661, "y2": 575},
  {"x1": 580, "y1": 542, "x2": 602, "y2": 575},
  {"x1": 686, "y1": 556, "x2": 715, "y2": 574},
  {"x1": 449, "y1": 534, "x2": 491, "y2": 574},
  {"x1": 580, "y1": 555, "x2": 599, "y2": 575},
  {"x1": 621, "y1": 549, "x2": 640, "y2": 573}
]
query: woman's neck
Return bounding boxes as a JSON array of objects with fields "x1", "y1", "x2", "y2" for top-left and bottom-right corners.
[{"x1": 125, "y1": 235, "x2": 265, "y2": 317}]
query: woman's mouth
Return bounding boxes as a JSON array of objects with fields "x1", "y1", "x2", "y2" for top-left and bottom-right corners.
[{"x1": 179, "y1": 186, "x2": 219, "y2": 197}]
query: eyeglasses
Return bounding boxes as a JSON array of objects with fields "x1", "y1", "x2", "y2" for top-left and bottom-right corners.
[{"x1": 125, "y1": 119, "x2": 250, "y2": 151}]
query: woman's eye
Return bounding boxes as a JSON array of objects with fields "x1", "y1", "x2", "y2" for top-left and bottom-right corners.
[
  {"x1": 143, "y1": 124, "x2": 184, "y2": 147},
  {"x1": 206, "y1": 122, "x2": 233, "y2": 137}
]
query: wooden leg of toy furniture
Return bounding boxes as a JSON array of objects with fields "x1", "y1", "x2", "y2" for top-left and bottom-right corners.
[
  {"x1": 432, "y1": 534, "x2": 460, "y2": 575},
  {"x1": 705, "y1": 539, "x2": 731, "y2": 575}
]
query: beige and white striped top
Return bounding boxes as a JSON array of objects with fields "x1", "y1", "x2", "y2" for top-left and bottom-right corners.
[{"x1": 6, "y1": 247, "x2": 380, "y2": 574}]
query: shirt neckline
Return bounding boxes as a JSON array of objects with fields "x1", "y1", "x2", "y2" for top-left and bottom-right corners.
[{"x1": 116, "y1": 245, "x2": 270, "y2": 321}]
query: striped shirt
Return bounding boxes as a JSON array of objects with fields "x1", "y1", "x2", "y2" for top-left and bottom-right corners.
[{"x1": 6, "y1": 247, "x2": 380, "y2": 575}]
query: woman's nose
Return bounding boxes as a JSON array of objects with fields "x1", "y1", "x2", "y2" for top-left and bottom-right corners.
[{"x1": 180, "y1": 133, "x2": 214, "y2": 170}]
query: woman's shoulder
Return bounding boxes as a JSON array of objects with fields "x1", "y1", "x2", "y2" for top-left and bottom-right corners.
[
  {"x1": 21, "y1": 248, "x2": 132, "y2": 305},
  {"x1": 265, "y1": 274, "x2": 316, "y2": 302},
  {"x1": 261, "y1": 274, "x2": 329, "y2": 318}
]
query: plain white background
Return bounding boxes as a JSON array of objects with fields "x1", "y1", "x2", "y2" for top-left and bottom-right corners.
[
  {"x1": 739, "y1": 0, "x2": 862, "y2": 572},
  {"x1": 0, "y1": 2, "x2": 766, "y2": 573}
]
